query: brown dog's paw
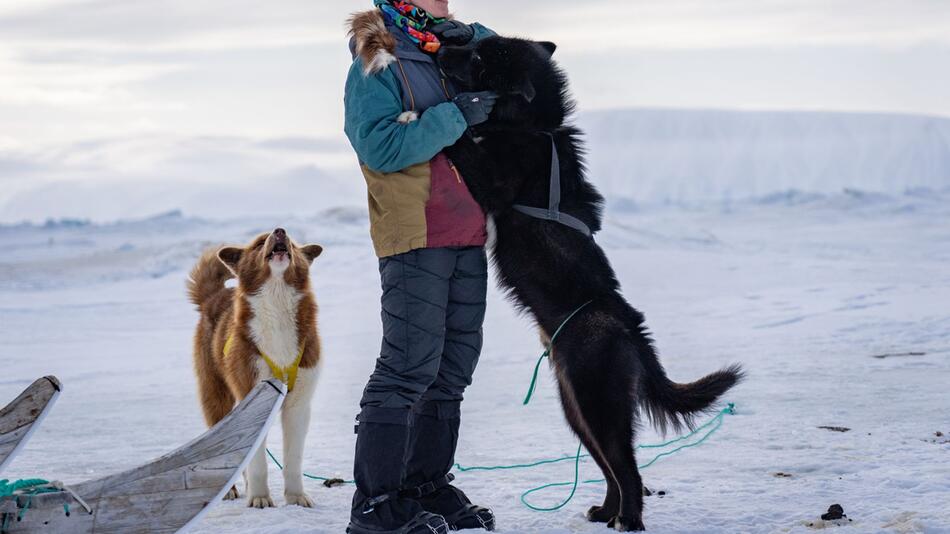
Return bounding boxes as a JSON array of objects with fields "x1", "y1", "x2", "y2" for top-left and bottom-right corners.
[
  {"x1": 247, "y1": 495, "x2": 276, "y2": 509},
  {"x1": 608, "y1": 515, "x2": 646, "y2": 532},
  {"x1": 285, "y1": 492, "x2": 314, "y2": 508},
  {"x1": 586, "y1": 505, "x2": 616, "y2": 523},
  {"x1": 223, "y1": 485, "x2": 240, "y2": 500}
]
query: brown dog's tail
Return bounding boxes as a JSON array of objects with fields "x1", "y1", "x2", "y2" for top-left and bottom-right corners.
[
  {"x1": 639, "y1": 342, "x2": 744, "y2": 435},
  {"x1": 187, "y1": 248, "x2": 232, "y2": 310}
]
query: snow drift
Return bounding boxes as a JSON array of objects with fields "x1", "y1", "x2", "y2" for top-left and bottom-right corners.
[
  {"x1": 578, "y1": 109, "x2": 950, "y2": 206},
  {"x1": 1, "y1": 109, "x2": 949, "y2": 222}
]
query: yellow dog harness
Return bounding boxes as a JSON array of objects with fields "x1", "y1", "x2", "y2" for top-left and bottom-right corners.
[{"x1": 224, "y1": 335, "x2": 305, "y2": 392}]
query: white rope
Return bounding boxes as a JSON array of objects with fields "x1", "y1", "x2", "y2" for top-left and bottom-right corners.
[{"x1": 38, "y1": 481, "x2": 93, "y2": 515}]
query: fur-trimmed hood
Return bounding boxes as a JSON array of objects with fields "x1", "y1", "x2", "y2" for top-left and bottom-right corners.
[
  {"x1": 347, "y1": 10, "x2": 458, "y2": 76},
  {"x1": 347, "y1": 10, "x2": 397, "y2": 76}
]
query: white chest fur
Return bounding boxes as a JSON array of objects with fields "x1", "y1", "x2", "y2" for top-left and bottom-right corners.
[{"x1": 247, "y1": 277, "x2": 303, "y2": 368}]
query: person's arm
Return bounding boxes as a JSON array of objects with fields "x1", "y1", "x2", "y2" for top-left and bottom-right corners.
[
  {"x1": 344, "y1": 59, "x2": 468, "y2": 174},
  {"x1": 432, "y1": 21, "x2": 495, "y2": 45}
]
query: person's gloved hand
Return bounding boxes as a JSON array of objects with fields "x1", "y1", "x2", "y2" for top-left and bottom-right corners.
[
  {"x1": 453, "y1": 91, "x2": 498, "y2": 126},
  {"x1": 431, "y1": 20, "x2": 476, "y2": 45}
]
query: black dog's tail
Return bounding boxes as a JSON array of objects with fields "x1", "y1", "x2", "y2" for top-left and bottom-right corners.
[{"x1": 638, "y1": 342, "x2": 744, "y2": 435}]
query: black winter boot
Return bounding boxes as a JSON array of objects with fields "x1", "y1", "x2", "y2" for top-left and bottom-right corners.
[
  {"x1": 404, "y1": 401, "x2": 495, "y2": 531},
  {"x1": 348, "y1": 420, "x2": 449, "y2": 534}
]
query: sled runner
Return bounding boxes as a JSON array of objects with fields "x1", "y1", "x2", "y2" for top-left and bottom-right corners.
[
  {"x1": 0, "y1": 376, "x2": 61, "y2": 474},
  {"x1": 0, "y1": 379, "x2": 286, "y2": 534}
]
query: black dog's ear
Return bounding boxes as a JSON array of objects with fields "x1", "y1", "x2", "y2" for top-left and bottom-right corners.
[
  {"x1": 515, "y1": 78, "x2": 537, "y2": 103},
  {"x1": 538, "y1": 41, "x2": 557, "y2": 57}
]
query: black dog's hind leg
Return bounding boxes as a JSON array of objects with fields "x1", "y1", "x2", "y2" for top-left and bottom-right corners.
[
  {"x1": 556, "y1": 379, "x2": 621, "y2": 522},
  {"x1": 564, "y1": 358, "x2": 646, "y2": 531},
  {"x1": 598, "y1": 422, "x2": 646, "y2": 531}
]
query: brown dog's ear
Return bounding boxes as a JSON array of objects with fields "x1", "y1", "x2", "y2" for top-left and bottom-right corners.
[
  {"x1": 217, "y1": 246, "x2": 243, "y2": 274},
  {"x1": 301, "y1": 244, "x2": 323, "y2": 264},
  {"x1": 538, "y1": 41, "x2": 557, "y2": 57}
]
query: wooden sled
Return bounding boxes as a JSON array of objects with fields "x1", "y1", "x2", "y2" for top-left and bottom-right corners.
[
  {"x1": 0, "y1": 376, "x2": 61, "y2": 474},
  {"x1": 1, "y1": 379, "x2": 286, "y2": 534}
]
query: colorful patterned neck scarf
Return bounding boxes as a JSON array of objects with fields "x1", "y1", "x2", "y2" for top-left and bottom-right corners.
[{"x1": 375, "y1": 0, "x2": 446, "y2": 53}]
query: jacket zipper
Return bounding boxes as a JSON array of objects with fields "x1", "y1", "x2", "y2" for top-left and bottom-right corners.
[
  {"x1": 449, "y1": 162, "x2": 462, "y2": 183},
  {"x1": 440, "y1": 78, "x2": 453, "y2": 100}
]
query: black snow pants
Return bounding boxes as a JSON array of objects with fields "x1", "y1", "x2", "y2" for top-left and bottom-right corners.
[
  {"x1": 358, "y1": 246, "x2": 488, "y2": 426},
  {"x1": 350, "y1": 246, "x2": 488, "y2": 529}
]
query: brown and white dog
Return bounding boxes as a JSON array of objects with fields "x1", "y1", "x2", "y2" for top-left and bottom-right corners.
[{"x1": 188, "y1": 228, "x2": 323, "y2": 508}]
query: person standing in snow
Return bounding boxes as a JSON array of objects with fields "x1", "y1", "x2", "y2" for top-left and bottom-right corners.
[{"x1": 343, "y1": 1, "x2": 498, "y2": 533}]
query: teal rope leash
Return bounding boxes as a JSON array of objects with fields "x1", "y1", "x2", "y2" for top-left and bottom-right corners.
[
  {"x1": 523, "y1": 301, "x2": 592, "y2": 405},
  {"x1": 0, "y1": 479, "x2": 50, "y2": 498},
  {"x1": 518, "y1": 403, "x2": 735, "y2": 511},
  {"x1": 451, "y1": 403, "x2": 736, "y2": 475},
  {"x1": 519, "y1": 442, "x2": 584, "y2": 512},
  {"x1": 264, "y1": 403, "x2": 736, "y2": 512}
]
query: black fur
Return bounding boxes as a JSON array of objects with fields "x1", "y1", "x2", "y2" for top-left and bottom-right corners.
[{"x1": 439, "y1": 37, "x2": 744, "y2": 531}]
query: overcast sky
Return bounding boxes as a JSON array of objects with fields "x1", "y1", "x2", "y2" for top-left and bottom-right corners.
[
  {"x1": 1, "y1": 0, "x2": 949, "y2": 218},
  {"x1": 2, "y1": 0, "x2": 949, "y2": 147}
]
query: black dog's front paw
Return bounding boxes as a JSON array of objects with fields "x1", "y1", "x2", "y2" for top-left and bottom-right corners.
[
  {"x1": 586, "y1": 505, "x2": 616, "y2": 523},
  {"x1": 608, "y1": 515, "x2": 646, "y2": 532}
]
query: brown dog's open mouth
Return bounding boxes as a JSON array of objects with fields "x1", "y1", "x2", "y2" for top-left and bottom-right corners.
[{"x1": 267, "y1": 242, "x2": 289, "y2": 261}]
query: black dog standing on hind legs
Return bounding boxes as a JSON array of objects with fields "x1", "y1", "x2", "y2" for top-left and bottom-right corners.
[{"x1": 438, "y1": 37, "x2": 744, "y2": 531}]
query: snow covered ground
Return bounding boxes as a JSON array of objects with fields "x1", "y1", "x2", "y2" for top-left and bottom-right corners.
[{"x1": 2, "y1": 188, "x2": 949, "y2": 533}]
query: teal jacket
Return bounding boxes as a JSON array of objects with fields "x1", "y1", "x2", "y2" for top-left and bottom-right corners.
[
  {"x1": 344, "y1": 21, "x2": 494, "y2": 173},
  {"x1": 344, "y1": 10, "x2": 494, "y2": 258}
]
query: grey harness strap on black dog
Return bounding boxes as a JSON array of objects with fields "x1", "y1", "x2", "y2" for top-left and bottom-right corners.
[{"x1": 512, "y1": 133, "x2": 592, "y2": 237}]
